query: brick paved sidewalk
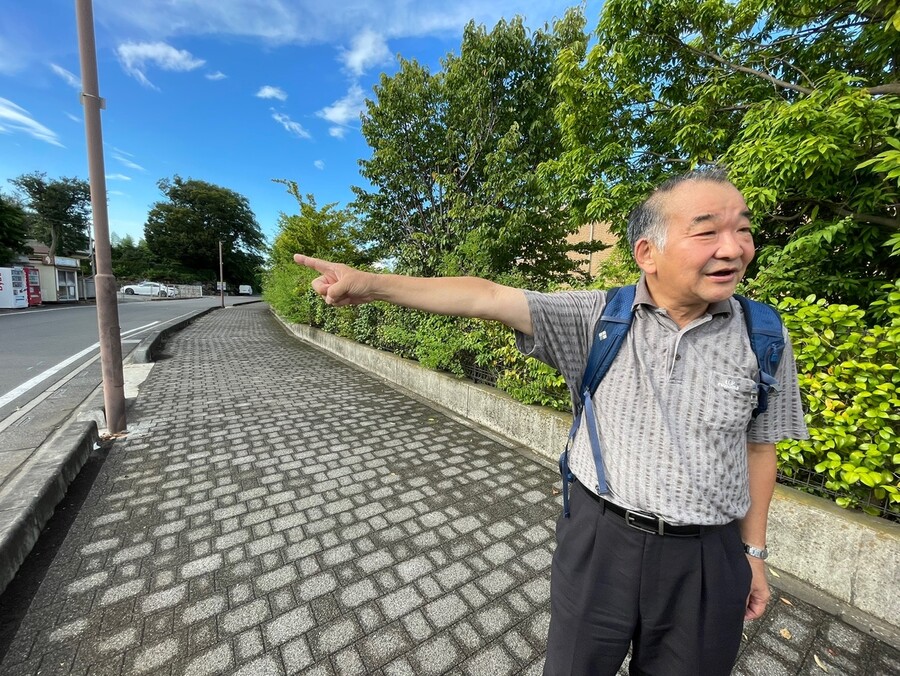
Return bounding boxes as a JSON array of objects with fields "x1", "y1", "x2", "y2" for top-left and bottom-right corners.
[{"x1": 0, "y1": 305, "x2": 896, "y2": 675}]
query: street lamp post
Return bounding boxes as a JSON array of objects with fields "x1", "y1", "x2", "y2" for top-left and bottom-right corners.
[
  {"x1": 219, "y1": 241, "x2": 225, "y2": 308},
  {"x1": 75, "y1": 0, "x2": 126, "y2": 433}
]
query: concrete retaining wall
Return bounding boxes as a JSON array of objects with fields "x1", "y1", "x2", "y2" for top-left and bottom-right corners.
[{"x1": 278, "y1": 317, "x2": 899, "y2": 639}]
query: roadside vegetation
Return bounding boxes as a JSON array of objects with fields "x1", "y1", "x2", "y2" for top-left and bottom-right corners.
[
  {"x1": 265, "y1": 0, "x2": 900, "y2": 520},
  {"x1": 0, "y1": 173, "x2": 266, "y2": 291}
]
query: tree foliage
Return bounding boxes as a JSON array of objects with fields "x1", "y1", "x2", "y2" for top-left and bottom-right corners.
[
  {"x1": 110, "y1": 234, "x2": 154, "y2": 280},
  {"x1": 354, "y1": 9, "x2": 601, "y2": 286},
  {"x1": 546, "y1": 0, "x2": 900, "y2": 305},
  {"x1": 144, "y1": 176, "x2": 266, "y2": 286},
  {"x1": 0, "y1": 193, "x2": 31, "y2": 266},
  {"x1": 8, "y1": 172, "x2": 91, "y2": 259},
  {"x1": 270, "y1": 179, "x2": 369, "y2": 267},
  {"x1": 264, "y1": 179, "x2": 372, "y2": 321}
]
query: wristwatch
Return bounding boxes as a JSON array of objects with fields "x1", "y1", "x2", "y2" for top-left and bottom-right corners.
[{"x1": 744, "y1": 543, "x2": 769, "y2": 560}]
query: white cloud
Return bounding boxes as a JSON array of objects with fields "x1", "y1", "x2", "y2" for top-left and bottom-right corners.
[
  {"x1": 50, "y1": 64, "x2": 81, "y2": 89},
  {"x1": 0, "y1": 98, "x2": 63, "y2": 147},
  {"x1": 106, "y1": 173, "x2": 132, "y2": 181},
  {"x1": 116, "y1": 41, "x2": 205, "y2": 88},
  {"x1": 272, "y1": 111, "x2": 311, "y2": 139},
  {"x1": 206, "y1": 71, "x2": 227, "y2": 81},
  {"x1": 339, "y1": 29, "x2": 392, "y2": 76},
  {"x1": 316, "y1": 84, "x2": 365, "y2": 136},
  {"x1": 314, "y1": 160, "x2": 325, "y2": 170},
  {"x1": 95, "y1": 1, "x2": 564, "y2": 45},
  {"x1": 66, "y1": 113, "x2": 81, "y2": 123},
  {"x1": 256, "y1": 86, "x2": 287, "y2": 101},
  {"x1": 111, "y1": 148, "x2": 145, "y2": 171}
]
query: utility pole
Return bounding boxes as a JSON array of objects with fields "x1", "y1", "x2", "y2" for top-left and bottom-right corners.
[
  {"x1": 219, "y1": 241, "x2": 225, "y2": 308},
  {"x1": 75, "y1": 0, "x2": 126, "y2": 433}
]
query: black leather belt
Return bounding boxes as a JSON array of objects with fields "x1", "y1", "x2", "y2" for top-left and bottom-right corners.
[{"x1": 576, "y1": 480, "x2": 710, "y2": 537}]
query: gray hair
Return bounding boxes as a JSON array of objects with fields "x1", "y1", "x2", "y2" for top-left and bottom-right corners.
[{"x1": 626, "y1": 166, "x2": 732, "y2": 255}]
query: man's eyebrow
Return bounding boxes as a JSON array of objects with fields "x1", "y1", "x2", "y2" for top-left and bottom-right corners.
[{"x1": 689, "y1": 210, "x2": 754, "y2": 225}]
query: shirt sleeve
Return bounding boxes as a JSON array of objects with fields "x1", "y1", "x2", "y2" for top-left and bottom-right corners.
[
  {"x1": 747, "y1": 325, "x2": 810, "y2": 443},
  {"x1": 514, "y1": 290, "x2": 607, "y2": 402}
]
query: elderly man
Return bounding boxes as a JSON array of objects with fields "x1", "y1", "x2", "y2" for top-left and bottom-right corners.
[{"x1": 295, "y1": 168, "x2": 808, "y2": 675}]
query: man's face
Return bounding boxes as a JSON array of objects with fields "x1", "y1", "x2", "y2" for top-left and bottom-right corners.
[{"x1": 639, "y1": 180, "x2": 755, "y2": 312}]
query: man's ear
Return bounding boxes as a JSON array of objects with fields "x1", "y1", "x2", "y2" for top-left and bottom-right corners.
[{"x1": 634, "y1": 239, "x2": 657, "y2": 274}]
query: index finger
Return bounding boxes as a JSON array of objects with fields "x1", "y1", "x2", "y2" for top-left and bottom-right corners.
[{"x1": 293, "y1": 254, "x2": 331, "y2": 272}]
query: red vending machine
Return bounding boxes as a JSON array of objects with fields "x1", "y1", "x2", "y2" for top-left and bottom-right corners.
[{"x1": 23, "y1": 266, "x2": 42, "y2": 306}]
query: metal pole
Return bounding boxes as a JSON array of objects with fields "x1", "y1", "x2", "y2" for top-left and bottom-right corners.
[
  {"x1": 219, "y1": 241, "x2": 224, "y2": 308},
  {"x1": 75, "y1": 0, "x2": 126, "y2": 433}
]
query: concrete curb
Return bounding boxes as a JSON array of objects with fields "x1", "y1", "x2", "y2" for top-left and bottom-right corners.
[
  {"x1": 274, "y1": 313, "x2": 900, "y2": 648},
  {"x1": 131, "y1": 306, "x2": 220, "y2": 363},
  {"x1": 0, "y1": 420, "x2": 99, "y2": 594}
]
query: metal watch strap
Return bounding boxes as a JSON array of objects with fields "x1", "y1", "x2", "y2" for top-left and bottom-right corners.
[{"x1": 743, "y1": 543, "x2": 768, "y2": 559}]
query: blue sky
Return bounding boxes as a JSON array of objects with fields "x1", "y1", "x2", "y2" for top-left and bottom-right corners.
[{"x1": 0, "y1": 0, "x2": 601, "y2": 248}]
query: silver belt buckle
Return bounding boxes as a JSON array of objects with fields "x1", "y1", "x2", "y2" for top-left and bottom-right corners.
[{"x1": 624, "y1": 509, "x2": 666, "y2": 536}]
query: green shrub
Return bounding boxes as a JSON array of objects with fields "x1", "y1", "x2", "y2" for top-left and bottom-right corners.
[{"x1": 777, "y1": 281, "x2": 900, "y2": 517}]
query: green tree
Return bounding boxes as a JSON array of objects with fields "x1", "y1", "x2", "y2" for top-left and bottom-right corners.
[
  {"x1": 0, "y1": 193, "x2": 31, "y2": 266},
  {"x1": 110, "y1": 234, "x2": 154, "y2": 280},
  {"x1": 144, "y1": 176, "x2": 266, "y2": 286},
  {"x1": 546, "y1": 0, "x2": 900, "y2": 305},
  {"x1": 8, "y1": 172, "x2": 91, "y2": 259},
  {"x1": 353, "y1": 57, "x2": 450, "y2": 273},
  {"x1": 354, "y1": 9, "x2": 597, "y2": 285},
  {"x1": 270, "y1": 179, "x2": 369, "y2": 267}
]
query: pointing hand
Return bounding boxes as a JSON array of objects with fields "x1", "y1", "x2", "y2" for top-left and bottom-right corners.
[{"x1": 293, "y1": 254, "x2": 374, "y2": 306}]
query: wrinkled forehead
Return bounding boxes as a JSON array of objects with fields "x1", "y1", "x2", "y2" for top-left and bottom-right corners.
[{"x1": 653, "y1": 179, "x2": 747, "y2": 223}]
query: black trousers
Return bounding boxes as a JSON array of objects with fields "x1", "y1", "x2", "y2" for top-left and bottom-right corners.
[{"x1": 543, "y1": 483, "x2": 752, "y2": 676}]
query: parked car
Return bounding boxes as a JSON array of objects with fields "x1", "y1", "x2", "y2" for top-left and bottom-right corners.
[{"x1": 120, "y1": 281, "x2": 177, "y2": 297}]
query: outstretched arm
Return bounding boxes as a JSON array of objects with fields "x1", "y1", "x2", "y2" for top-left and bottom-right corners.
[{"x1": 294, "y1": 254, "x2": 533, "y2": 336}]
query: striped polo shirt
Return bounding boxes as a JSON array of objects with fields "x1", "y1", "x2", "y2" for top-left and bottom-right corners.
[{"x1": 516, "y1": 276, "x2": 809, "y2": 525}]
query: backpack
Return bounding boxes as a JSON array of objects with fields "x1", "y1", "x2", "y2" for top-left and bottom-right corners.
[{"x1": 558, "y1": 285, "x2": 785, "y2": 517}]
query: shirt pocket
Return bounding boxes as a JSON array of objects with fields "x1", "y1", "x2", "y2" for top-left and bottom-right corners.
[{"x1": 703, "y1": 371, "x2": 758, "y2": 431}]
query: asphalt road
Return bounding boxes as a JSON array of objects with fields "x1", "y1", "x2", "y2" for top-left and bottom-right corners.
[
  {"x1": 0, "y1": 296, "x2": 234, "y2": 416},
  {"x1": 0, "y1": 295, "x2": 253, "y2": 461}
]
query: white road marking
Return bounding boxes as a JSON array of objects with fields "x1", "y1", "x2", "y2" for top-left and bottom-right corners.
[{"x1": 0, "y1": 321, "x2": 160, "y2": 409}]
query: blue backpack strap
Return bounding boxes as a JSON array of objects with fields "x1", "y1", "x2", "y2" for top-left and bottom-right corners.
[
  {"x1": 559, "y1": 285, "x2": 636, "y2": 515},
  {"x1": 734, "y1": 295, "x2": 785, "y2": 418}
]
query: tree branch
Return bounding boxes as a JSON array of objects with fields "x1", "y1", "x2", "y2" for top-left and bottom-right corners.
[
  {"x1": 827, "y1": 203, "x2": 900, "y2": 230},
  {"x1": 674, "y1": 38, "x2": 814, "y2": 95},
  {"x1": 675, "y1": 37, "x2": 899, "y2": 97},
  {"x1": 636, "y1": 150, "x2": 692, "y2": 164},
  {"x1": 869, "y1": 83, "x2": 900, "y2": 95}
]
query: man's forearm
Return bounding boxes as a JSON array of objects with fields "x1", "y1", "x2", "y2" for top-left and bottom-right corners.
[
  {"x1": 741, "y1": 442, "x2": 777, "y2": 549},
  {"x1": 372, "y1": 274, "x2": 532, "y2": 334}
]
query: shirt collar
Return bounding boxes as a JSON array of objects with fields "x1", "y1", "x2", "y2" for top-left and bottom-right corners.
[{"x1": 633, "y1": 274, "x2": 732, "y2": 317}]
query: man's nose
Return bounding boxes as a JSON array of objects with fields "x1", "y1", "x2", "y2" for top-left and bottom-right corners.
[{"x1": 716, "y1": 231, "x2": 745, "y2": 258}]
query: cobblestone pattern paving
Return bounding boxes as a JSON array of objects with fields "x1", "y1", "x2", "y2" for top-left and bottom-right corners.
[{"x1": 0, "y1": 305, "x2": 897, "y2": 675}]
